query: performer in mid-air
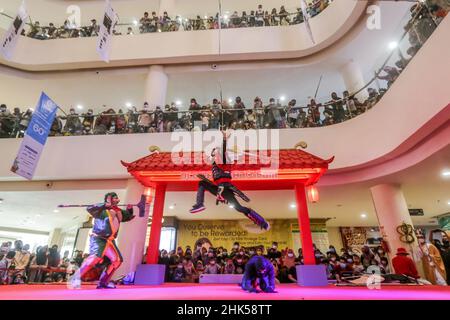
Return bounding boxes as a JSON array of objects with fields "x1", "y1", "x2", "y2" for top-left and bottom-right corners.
[
  {"x1": 70, "y1": 192, "x2": 135, "y2": 289},
  {"x1": 241, "y1": 255, "x2": 277, "y2": 293},
  {"x1": 189, "y1": 132, "x2": 270, "y2": 230}
]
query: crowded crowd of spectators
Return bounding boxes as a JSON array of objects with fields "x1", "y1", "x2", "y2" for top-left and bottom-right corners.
[
  {"x1": 0, "y1": 87, "x2": 386, "y2": 137},
  {"x1": 0, "y1": 240, "x2": 86, "y2": 284},
  {"x1": 2, "y1": 233, "x2": 450, "y2": 286},
  {"x1": 155, "y1": 239, "x2": 450, "y2": 285},
  {"x1": 22, "y1": 1, "x2": 331, "y2": 40}
]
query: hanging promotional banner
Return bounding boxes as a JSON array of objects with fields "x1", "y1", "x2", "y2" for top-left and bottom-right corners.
[
  {"x1": 0, "y1": 1, "x2": 28, "y2": 60},
  {"x1": 96, "y1": 0, "x2": 118, "y2": 63},
  {"x1": 300, "y1": 0, "x2": 315, "y2": 44},
  {"x1": 11, "y1": 92, "x2": 58, "y2": 180}
]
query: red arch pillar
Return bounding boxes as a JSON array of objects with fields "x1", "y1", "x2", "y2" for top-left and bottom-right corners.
[
  {"x1": 146, "y1": 183, "x2": 167, "y2": 264},
  {"x1": 295, "y1": 183, "x2": 315, "y2": 265}
]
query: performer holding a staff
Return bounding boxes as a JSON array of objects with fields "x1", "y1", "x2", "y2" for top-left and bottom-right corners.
[{"x1": 70, "y1": 192, "x2": 135, "y2": 289}]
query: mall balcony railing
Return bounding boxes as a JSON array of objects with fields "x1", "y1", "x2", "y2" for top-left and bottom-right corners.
[
  {"x1": 0, "y1": 0, "x2": 331, "y2": 40},
  {"x1": 0, "y1": 2, "x2": 447, "y2": 139}
]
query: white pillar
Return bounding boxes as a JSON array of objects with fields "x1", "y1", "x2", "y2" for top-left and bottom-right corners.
[
  {"x1": 340, "y1": 60, "x2": 369, "y2": 101},
  {"x1": 48, "y1": 228, "x2": 62, "y2": 247},
  {"x1": 116, "y1": 179, "x2": 149, "y2": 278},
  {"x1": 370, "y1": 184, "x2": 419, "y2": 260},
  {"x1": 145, "y1": 65, "x2": 168, "y2": 109},
  {"x1": 158, "y1": 0, "x2": 176, "y2": 17}
]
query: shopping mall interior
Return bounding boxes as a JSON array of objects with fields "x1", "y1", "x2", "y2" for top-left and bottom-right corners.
[{"x1": 0, "y1": 0, "x2": 449, "y2": 301}]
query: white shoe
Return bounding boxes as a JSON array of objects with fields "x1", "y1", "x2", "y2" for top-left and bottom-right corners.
[{"x1": 67, "y1": 270, "x2": 82, "y2": 290}]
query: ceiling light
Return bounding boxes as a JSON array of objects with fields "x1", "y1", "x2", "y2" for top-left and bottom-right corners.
[
  {"x1": 133, "y1": 20, "x2": 138, "y2": 26},
  {"x1": 441, "y1": 170, "x2": 450, "y2": 177},
  {"x1": 169, "y1": 205, "x2": 175, "y2": 210},
  {"x1": 388, "y1": 41, "x2": 398, "y2": 50},
  {"x1": 447, "y1": 200, "x2": 450, "y2": 205},
  {"x1": 175, "y1": 100, "x2": 182, "y2": 106},
  {"x1": 290, "y1": 203, "x2": 296, "y2": 209},
  {"x1": 53, "y1": 209, "x2": 59, "y2": 213},
  {"x1": 228, "y1": 98, "x2": 233, "y2": 104},
  {"x1": 280, "y1": 96, "x2": 286, "y2": 102},
  {"x1": 0, "y1": 199, "x2": 3, "y2": 204},
  {"x1": 229, "y1": 205, "x2": 234, "y2": 209},
  {"x1": 125, "y1": 102, "x2": 132, "y2": 108},
  {"x1": 76, "y1": 105, "x2": 84, "y2": 110},
  {"x1": 360, "y1": 213, "x2": 367, "y2": 219}
]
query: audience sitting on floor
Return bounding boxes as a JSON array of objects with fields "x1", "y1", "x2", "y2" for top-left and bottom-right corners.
[{"x1": 154, "y1": 238, "x2": 450, "y2": 285}]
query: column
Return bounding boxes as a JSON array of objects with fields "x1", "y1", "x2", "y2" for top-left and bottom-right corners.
[
  {"x1": 48, "y1": 228, "x2": 62, "y2": 247},
  {"x1": 146, "y1": 183, "x2": 167, "y2": 264},
  {"x1": 295, "y1": 184, "x2": 315, "y2": 265},
  {"x1": 145, "y1": 65, "x2": 168, "y2": 109},
  {"x1": 158, "y1": 0, "x2": 176, "y2": 17},
  {"x1": 116, "y1": 179, "x2": 147, "y2": 277},
  {"x1": 340, "y1": 59, "x2": 369, "y2": 101},
  {"x1": 370, "y1": 184, "x2": 419, "y2": 260}
]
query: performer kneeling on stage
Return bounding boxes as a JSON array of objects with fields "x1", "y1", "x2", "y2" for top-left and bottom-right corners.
[
  {"x1": 189, "y1": 133, "x2": 270, "y2": 230},
  {"x1": 70, "y1": 192, "x2": 135, "y2": 289},
  {"x1": 241, "y1": 255, "x2": 277, "y2": 293}
]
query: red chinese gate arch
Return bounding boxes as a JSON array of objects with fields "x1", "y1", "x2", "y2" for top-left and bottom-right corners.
[{"x1": 121, "y1": 148, "x2": 334, "y2": 266}]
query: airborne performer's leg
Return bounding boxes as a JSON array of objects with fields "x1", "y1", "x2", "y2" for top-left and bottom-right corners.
[
  {"x1": 223, "y1": 189, "x2": 270, "y2": 230},
  {"x1": 190, "y1": 180, "x2": 219, "y2": 213}
]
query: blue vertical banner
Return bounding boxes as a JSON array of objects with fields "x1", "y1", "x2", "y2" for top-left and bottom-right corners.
[{"x1": 11, "y1": 92, "x2": 58, "y2": 180}]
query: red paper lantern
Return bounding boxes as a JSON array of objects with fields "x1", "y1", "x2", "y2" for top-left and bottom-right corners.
[
  {"x1": 307, "y1": 185, "x2": 319, "y2": 203},
  {"x1": 145, "y1": 187, "x2": 154, "y2": 204}
]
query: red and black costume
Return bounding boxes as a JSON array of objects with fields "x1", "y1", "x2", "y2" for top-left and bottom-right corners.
[{"x1": 190, "y1": 137, "x2": 270, "y2": 230}]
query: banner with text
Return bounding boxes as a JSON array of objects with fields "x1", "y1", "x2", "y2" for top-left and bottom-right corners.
[
  {"x1": 11, "y1": 92, "x2": 58, "y2": 180},
  {"x1": 97, "y1": 0, "x2": 118, "y2": 62},
  {"x1": 0, "y1": 1, "x2": 28, "y2": 60}
]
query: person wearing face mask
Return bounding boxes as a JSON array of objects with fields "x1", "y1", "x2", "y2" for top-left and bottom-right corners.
[
  {"x1": 158, "y1": 250, "x2": 171, "y2": 281},
  {"x1": 81, "y1": 108, "x2": 95, "y2": 135},
  {"x1": 335, "y1": 256, "x2": 354, "y2": 282},
  {"x1": 351, "y1": 255, "x2": 365, "y2": 275},
  {"x1": 327, "y1": 253, "x2": 340, "y2": 280},
  {"x1": 230, "y1": 242, "x2": 240, "y2": 258},
  {"x1": 223, "y1": 258, "x2": 235, "y2": 274},
  {"x1": 234, "y1": 256, "x2": 246, "y2": 274},
  {"x1": 172, "y1": 262, "x2": 185, "y2": 282},
  {"x1": 374, "y1": 246, "x2": 387, "y2": 265},
  {"x1": 62, "y1": 108, "x2": 82, "y2": 135},
  {"x1": 0, "y1": 251, "x2": 16, "y2": 284},
  {"x1": 204, "y1": 258, "x2": 221, "y2": 274},
  {"x1": 417, "y1": 234, "x2": 447, "y2": 285},
  {"x1": 12, "y1": 240, "x2": 30, "y2": 284},
  {"x1": 282, "y1": 249, "x2": 296, "y2": 269},
  {"x1": 379, "y1": 257, "x2": 391, "y2": 274},
  {"x1": 267, "y1": 242, "x2": 281, "y2": 260}
]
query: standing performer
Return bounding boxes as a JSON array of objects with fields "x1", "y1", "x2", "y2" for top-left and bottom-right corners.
[
  {"x1": 189, "y1": 132, "x2": 270, "y2": 230},
  {"x1": 70, "y1": 192, "x2": 135, "y2": 289}
]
